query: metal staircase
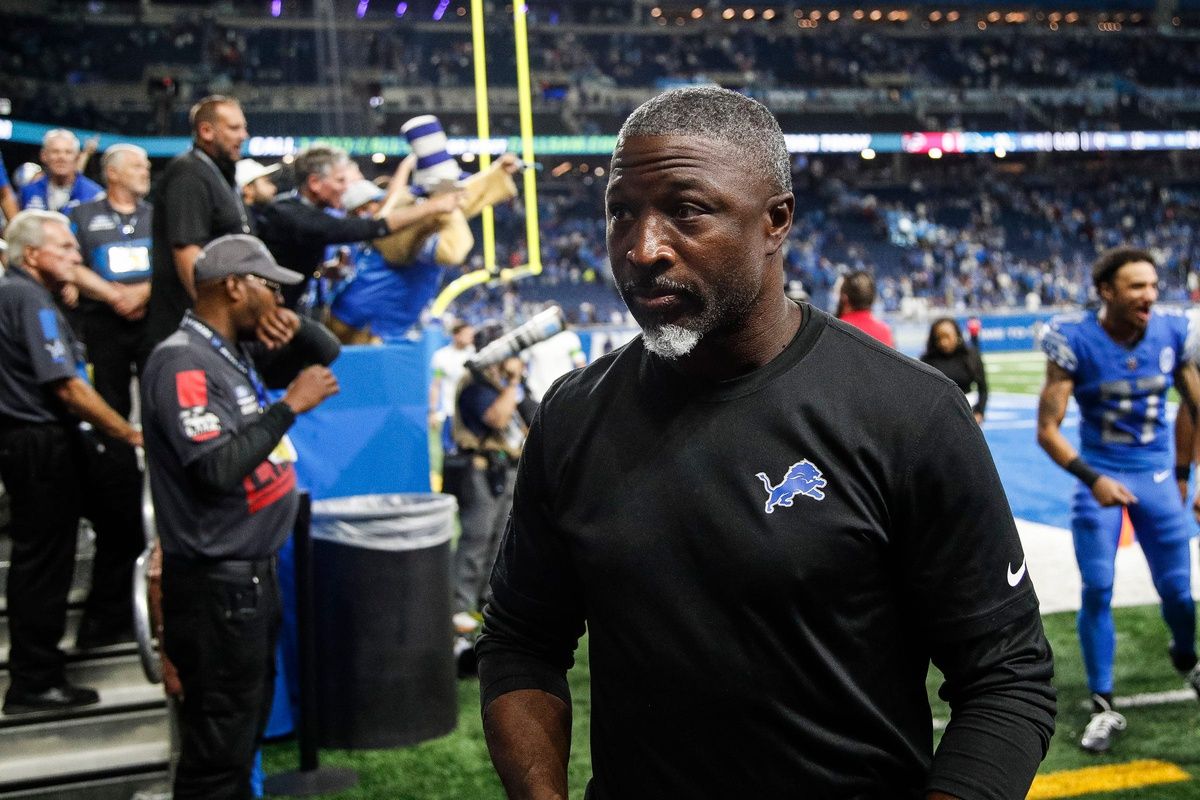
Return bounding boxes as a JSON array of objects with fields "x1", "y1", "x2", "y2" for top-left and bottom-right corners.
[{"x1": 0, "y1": 526, "x2": 171, "y2": 800}]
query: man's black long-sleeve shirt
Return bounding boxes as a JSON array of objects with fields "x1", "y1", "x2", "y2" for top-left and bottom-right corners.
[
  {"x1": 256, "y1": 192, "x2": 391, "y2": 308},
  {"x1": 478, "y1": 306, "x2": 1056, "y2": 800}
]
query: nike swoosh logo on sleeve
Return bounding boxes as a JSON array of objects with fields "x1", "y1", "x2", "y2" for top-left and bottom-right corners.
[{"x1": 1007, "y1": 559, "x2": 1027, "y2": 587}]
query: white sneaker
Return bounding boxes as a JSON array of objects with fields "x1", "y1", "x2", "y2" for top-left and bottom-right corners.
[
  {"x1": 1080, "y1": 694, "x2": 1126, "y2": 753},
  {"x1": 1186, "y1": 662, "x2": 1200, "y2": 700},
  {"x1": 453, "y1": 612, "x2": 480, "y2": 634}
]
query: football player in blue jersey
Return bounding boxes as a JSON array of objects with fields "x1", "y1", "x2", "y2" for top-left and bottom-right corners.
[{"x1": 1038, "y1": 246, "x2": 1200, "y2": 754}]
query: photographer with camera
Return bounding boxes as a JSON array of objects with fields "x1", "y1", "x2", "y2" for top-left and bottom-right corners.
[{"x1": 449, "y1": 321, "x2": 540, "y2": 651}]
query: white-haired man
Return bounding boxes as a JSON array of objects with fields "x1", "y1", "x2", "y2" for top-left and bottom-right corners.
[
  {"x1": 257, "y1": 144, "x2": 459, "y2": 309},
  {"x1": 64, "y1": 143, "x2": 155, "y2": 648},
  {"x1": 0, "y1": 210, "x2": 141, "y2": 713},
  {"x1": 19, "y1": 129, "x2": 103, "y2": 212}
]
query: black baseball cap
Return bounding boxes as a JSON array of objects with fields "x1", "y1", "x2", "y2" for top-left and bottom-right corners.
[{"x1": 194, "y1": 234, "x2": 304, "y2": 285}]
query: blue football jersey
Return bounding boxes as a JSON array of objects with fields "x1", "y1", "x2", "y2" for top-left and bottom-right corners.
[{"x1": 1041, "y1": 308, "x2": 1200, "y2": 472}]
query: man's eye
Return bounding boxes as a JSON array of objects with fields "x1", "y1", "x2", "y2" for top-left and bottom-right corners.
[
  {"x1": 608, "y1": 205, "x2": 631, "y2": 221},
  {"x1": 675, "y1": 204, "x2": 704, "y2": 219}
]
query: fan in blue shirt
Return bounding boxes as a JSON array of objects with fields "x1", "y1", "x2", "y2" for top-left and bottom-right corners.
[{"x1": 18, "y1": 130, "x2": 102, "y2": 213}]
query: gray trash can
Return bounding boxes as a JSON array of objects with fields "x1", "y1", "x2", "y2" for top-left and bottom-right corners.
[{"x1": 310, "y1": 493, "x2": 458, "y2": 749}]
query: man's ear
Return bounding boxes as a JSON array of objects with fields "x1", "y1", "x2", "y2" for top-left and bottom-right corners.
[
  {"x1": 224, "y1": 275, "x2": 245, "y2": 301},
  {"x1": 764, "y1": 192, "x2": 794, "y2": 256}
]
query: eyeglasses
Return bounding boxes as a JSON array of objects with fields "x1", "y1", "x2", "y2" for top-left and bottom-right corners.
[{"x1": 243, "y1": 274, "x2": 282, "y2": 295}]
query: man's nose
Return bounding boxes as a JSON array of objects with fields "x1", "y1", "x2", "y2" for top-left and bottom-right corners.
[{"x1": 625, "y1": 214, "x2": 675, "y2": 271}]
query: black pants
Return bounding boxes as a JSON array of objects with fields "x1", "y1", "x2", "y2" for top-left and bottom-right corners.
[
  {"x1": 0, "y1": 422, "x2": 84, "y2": 692},
  {"x1": 80, "y1": 308, "x2": 149, "y2": 420},
  {"x1": 78, "y1": 430, "x2": 144, "y2": 637},
  {"x1": 163, "y1": 558, "x2": 280, "y2": 800}
]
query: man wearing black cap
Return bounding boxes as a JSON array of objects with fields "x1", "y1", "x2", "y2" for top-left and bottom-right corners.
[{"x1": 141, "y1": 233, "x2": 340, "y2": 799}]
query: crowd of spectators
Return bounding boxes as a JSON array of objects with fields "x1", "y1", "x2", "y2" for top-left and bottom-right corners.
[
  {"x1": 6, "y1": 7, "x2": 1200, "y2": 135},
  {"x1": 435, "y1": 155, "x2": 1200, "y2": 326}
]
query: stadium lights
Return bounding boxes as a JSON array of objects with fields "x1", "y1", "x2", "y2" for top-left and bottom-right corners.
[
  {"x1": 552, "y1": 162, "x2": 572, "y2": 177},
  {"x1": 433, "y1": 0, "x2": 450, "y2": 20},
  {"x1": 743, "y1": 8, "x2": 756, "y2": 19},
  {"x1": 811, "y1": 10, "x2": 822, "y2": 20},
  {"x1": 977, "y1": 20, "x2": 986, "y2": 29},
  {"x1": 947, "y1": 10, "x2": 960, "y2": 21},
  {"x1": 987, "y1": 10, "x2": 1000, "y2": 22},
  {"x1": 270, "y1": 0, "x2": 282, "y2": 17},
  {"x1": 763, "y1": 8, "x2": 777, "y2": 20},
  {"x1": 395, "y1": 1, "x2": 407, "y2": 16},
  {"x1": 371, "y1": 152, "x2": 386, "y2": 163},
  {"x1": 457, "y1": 6, "x2": 467, "y2": 16},
  {"x1": 595, "y1": 166, "x2": 605, "y2": 177},
  {"x1": 723, "y1": 8, "x2": 735, "y2": 19},
  {"x1": 929, "y1": 11, "x2": 942, "y2": 21},
  {"x1": 852, "y1": 9, "x2": 865, "y2": 19},
  {"x1": 869, "y1": 9, "x2": 882, "y2": 20},
  {"x1": 356, "y1": 0, "x2": 369, "y2": 18},
  {"x1": 651, "y1": 7, "x2": 662, "y2": 17},
  {"x1": 994, "y1": 146, "x2": 1007, "y2": 158},
  {"x1": 929, "y1": 147, "x2": 944, "y2": 159},
  {"x1": 827, "y1": 10, "x2": 840, "y2": 20},
  {"x1": 861, "y1": 148, "x2": 876, "y2": 160},
  {"x1": 692, "y1": 7, "x2": 704, "y2": 18},
  {"x1": 461, "y1": 152, "x2": 475, "y2": 162}
]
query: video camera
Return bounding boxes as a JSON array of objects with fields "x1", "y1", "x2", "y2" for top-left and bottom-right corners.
[{"x1": 466, "y1": 306, "x2": 565, "y2": 373}]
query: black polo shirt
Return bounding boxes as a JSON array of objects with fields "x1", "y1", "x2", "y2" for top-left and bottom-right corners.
[
  {"x1": 145, "y1": 148, "x2": 252, "y2": 346},
  {"x1": 0, "y1": 266, "x2": 84, "y2": 424}
]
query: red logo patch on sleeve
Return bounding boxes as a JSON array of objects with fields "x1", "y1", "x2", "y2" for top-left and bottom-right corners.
[
  {"x1": 175, "y1": 369, "x2": 221, "y2": 442},
  {"x1": 176, "y1": 369, "x2": 208, "y2": 409}
]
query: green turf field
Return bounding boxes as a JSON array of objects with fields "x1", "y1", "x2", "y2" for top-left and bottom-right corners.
[
  {"x1": 263, "y1": 605, "x2": 1200, "y2": 799},
  {"x1": 985, "y1": 350, "x2": 1050, "y2": 395},
  {"x1": 262, "y1": 351, "x2": 1200, "y2": 798}
]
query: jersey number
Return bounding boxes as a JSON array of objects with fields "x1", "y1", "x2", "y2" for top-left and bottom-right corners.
[{"x1": 1099, "y1": 375, "x2": 1166, "y2": 444}]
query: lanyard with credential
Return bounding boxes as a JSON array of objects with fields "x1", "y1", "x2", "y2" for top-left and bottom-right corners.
[
  {"x1": 191, "y1": 148, "x2": 252, "y2": 234},
  {"x1": 180, "y1": 312, "x2": 271, "y2": 409}
]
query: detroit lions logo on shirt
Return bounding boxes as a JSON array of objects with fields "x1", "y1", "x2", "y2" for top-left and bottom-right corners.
[
  {"x1": 1160, "y1": 346, "x2": 1175, "y2": 374},
  {"x1": 755, "y1": 460, "x2": 827, "y2": 514},
  {"x1": 38, "y1": 308, "x2": 67, "y2": 363}
]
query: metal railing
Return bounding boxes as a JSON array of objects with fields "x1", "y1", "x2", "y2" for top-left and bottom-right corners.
[{"x1": 133, "y1": 453, "x2": 162, "y2": 685}]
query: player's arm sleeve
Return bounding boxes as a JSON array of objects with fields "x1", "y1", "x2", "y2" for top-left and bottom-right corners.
[
  {"x1": 253, "y1": 318, "x2": 341, "y2": 389},
  {"x1": 896, "y1": 389, "x2": 1056, "y2": 800},
  {"x1": 476, "y1": 397, "x2": 586, "y2": 711},
  {"x1": 1181, "y1": 308, "x2": 1200, "y2": 364},
  {"x1": 164, "y1": 171, "x2": 216, "y2": 246},
  {"x1": 1038, "y1": 319, "x2": 1077, "y2": 375}
]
